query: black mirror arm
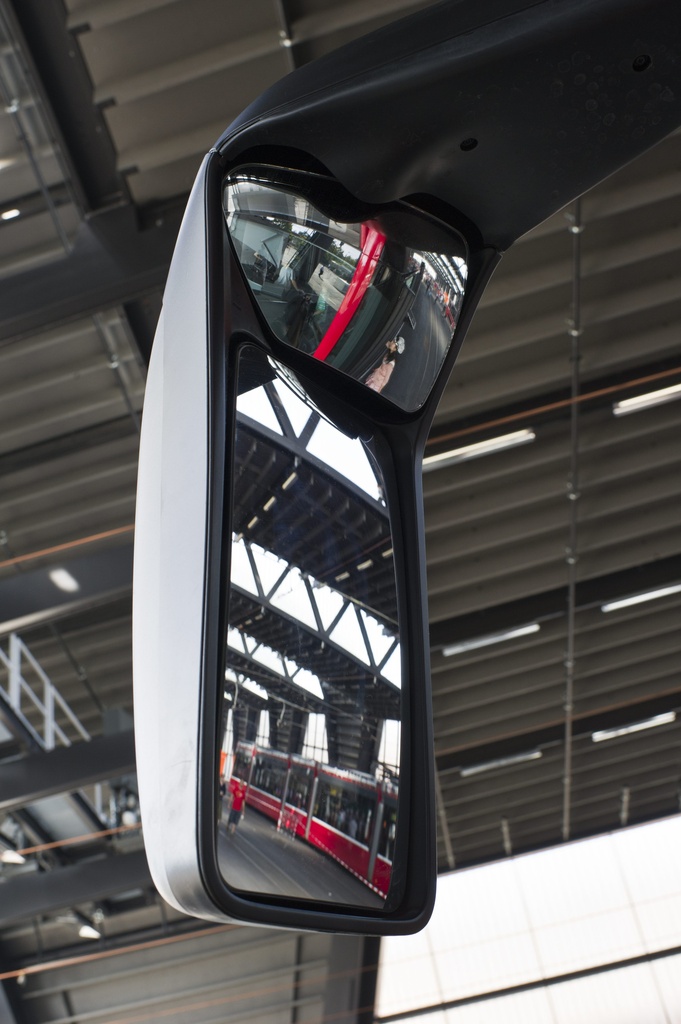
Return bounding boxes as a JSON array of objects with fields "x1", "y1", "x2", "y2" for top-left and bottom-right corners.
[{"x1": 217, "y1": 0, "x2": 681, "y2": 252}]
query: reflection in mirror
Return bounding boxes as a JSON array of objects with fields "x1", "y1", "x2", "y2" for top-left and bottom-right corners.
[
  {"x1": 224, "y1": 168, "x2": 468, "y2": 411},
  {"x1": 217, "y1": 346, "x2": 401, "y2": 910}
]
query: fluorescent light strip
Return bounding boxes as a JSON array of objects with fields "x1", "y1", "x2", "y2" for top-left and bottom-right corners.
[
  {"x1": 592, "y1": 711, "x2": 676, "y2": 743},
  {"x1": 1, "y1": 208, "x2": 20, "y2": 221},
  {"x1": 443, "y1": 622, "x2": 540, "y2": 657},
  {"x1": 461, "y1": 750, "x2": 542, "y2": 778},
  {"x1": 613, "y1": 383, "x2": 681, "y2": 416},
  {"x1": 601, "y1": 582, "x2": 681, "y2": 613},
  {"x1": 423, "y1": 429, "x2": 535, "y2": 472}
]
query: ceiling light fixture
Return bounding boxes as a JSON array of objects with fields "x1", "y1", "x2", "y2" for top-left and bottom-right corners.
[
  {"x1": 78, "y1": 923, "x2": 102, "y2": 940},
  {"x1": 592, "y1": 711, "x2": 676, "y2": 743},
  {"x1": 460, "y1": 750, "x2": 543, "y2": 777},
  {"x1": 0, "y1": 847, "x2": 26, "y2": 865},
  {"x1": 48, "y1": 568, "x2": 80, "y2": 593},
  {"x1": 0, "y1": 208, "x2": 20, "y2": 221},
  {"x1": 423, "y1": 429, "x2": 536, "y2": 472},
  {"x1": 442, "y1": 622, "x2": 540, "y2": 657},
  {"x1": 601, "y1": 582, "x2": 681, "y2": 613},
  {"x1": 613, "y1": 383, "x2": 681, "y2": 416}
]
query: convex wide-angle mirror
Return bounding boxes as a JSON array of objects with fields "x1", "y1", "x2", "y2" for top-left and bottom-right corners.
[
  {"x1": 224, "y1": 166, "x2": 468, "y2": 411},
  {"x1": 133, "y1": 0, "x2": 681, "y2": 934}
]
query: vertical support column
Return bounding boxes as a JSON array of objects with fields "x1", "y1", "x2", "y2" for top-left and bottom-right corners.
[
  {"x1": 562, "y1": 199, "x2": 583, "y2": 843},
  {"x1": 321, "y1": 935, "x2": 380, "y2": 1024}
]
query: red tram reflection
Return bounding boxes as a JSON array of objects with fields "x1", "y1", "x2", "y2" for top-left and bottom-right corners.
[{"x1": 227, "y1": 742, "x2": 397, "y2": 897}]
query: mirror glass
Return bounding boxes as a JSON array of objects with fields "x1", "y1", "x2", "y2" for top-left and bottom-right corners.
[
  {"x1": 217, "y1": 346, "x2": 401, "y2": 910},
  {"x1": 224, "y1": 168, "x2": 468, "y2": 412}
]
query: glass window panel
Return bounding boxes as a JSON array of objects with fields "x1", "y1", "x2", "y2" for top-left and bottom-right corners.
[
  {"x1": 377, "y1": 816, "x2": 681, "y2": 1021},
  {"x1": 288, "y1": 667, "x2": 324, "y2": 700},
  {"x1": 250, "y1": 544, "x2": 290, "y2": 596},
  {"x1": 306, "y1": 418, "x2": 382, "y2": 500},
  {"x1": 359, "y1": 609, "x2": 395, "y2": 664},
  {"x1": 375, "y1": 929, "x2": 444, "y2": 1017},
  {"x1": 514, "y1": 836, "x2": 628, "y2": 927},
  {"x1": 272, "y1": 378, "x2": 315, "y2": 436},
  {"x1": 329, "y1": 605, "x2": 370, "y2": 664},
  {"x1": 431, "y1": 862, "x2": 530, "y2": 947},
  {"x1": 380, "y1": 646, "x2": 402, "y2": 687},
  {"x1": 551, "y1": 963, "x2": 667, "y2": 1024},
  {"x1": 313, "y1": 583, "x2": 345, "y2": 631},
  {"x1": 432, "y1": 932, "x2": 542, "y2": 1000},
  {"x1": 230, "y1": 539, "x2": 258, "y2": 594},
  {"x1": 236, "y1": 385, "x2": 282, "y2": 432},
  {"x1": 636, "y1": 892, "x2": 681, "y2": 950},
  {"x1": 270, "y1": 569, "x2": 318, "y2": 630},
  {"x1": 447, "y1": 987, "x2": 555, "y2": 1024},
  {"x1": 532, "y1": 907, "x2": 644, "y2": 975},
  {"x1": 651, "y1": 954, "x2": 681, "y2": 1016},
  {"x1": 615, "y1": 816, "x2": 681, "y2": 904}
]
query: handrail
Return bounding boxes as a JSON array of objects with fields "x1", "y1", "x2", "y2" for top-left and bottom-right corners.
[{"x1": 0, "y1": 633, "x2": 90, "y2": 751}]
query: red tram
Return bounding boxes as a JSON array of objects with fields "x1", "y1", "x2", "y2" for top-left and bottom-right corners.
[{"x1": 228, "y1": 742, "x2": 397, "y2": 897}]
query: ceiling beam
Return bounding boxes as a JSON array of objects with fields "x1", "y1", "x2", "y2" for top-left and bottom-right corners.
[
  {"x1": 0, "y1": 849, "x2": 151, "y2": 928},
  {"x1": 436, "y1": 685, "x2": 681, "y2": 774},
  {"x1": 0, "y1": 202, "x2": 181, "y2": 346},
  {"x1": 426, "y1": 354, "x2": 681, "y2": 456},
  {"x1": 2, "y1": 537, "x2": 678, "y2": 668},
  {"x1": 429, "y1": 553, "x2": 681, "y2": 651},
  {"x1": 0, "y1": 546, "x2": 133, "y2": 637},
  {"x1": 0, "y1": 983, "x2": 20, "y2": 1024},
  {"x1": 0, "y1": 416, "x2": 136, "y2": 479},
  {"x1": 0, "y1": 731, "x2": 136, "y2": 813},
  {"x1": 5, "y1": 0, "x2": 127, "y2": 212}
]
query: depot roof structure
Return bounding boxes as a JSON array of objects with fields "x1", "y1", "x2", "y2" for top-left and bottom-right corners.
[{"x1": 0, "y1": 1, "x2": 679, "y2": 1021}]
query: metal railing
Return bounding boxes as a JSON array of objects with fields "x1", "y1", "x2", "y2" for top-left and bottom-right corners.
[{"x1": 0, "y1": 633, "x2": 90, "y2": 751}]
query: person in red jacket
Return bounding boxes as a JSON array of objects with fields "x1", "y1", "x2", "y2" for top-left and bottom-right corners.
[{"x1": 228, "y1": 778, "x2": 246, "y2": 833}]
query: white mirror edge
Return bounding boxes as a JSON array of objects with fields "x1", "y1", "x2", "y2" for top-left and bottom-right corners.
[{"x1": 133, "y1": 155, "x2": 227, "y2": 922}]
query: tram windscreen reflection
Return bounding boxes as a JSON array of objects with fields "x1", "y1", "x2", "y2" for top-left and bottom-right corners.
[
  {"x1": 224, "y1": 170, "x2": 468, "y2": 413},
  {"x1": 217, "y1": 347, "x2": 402, "y2": 909}
]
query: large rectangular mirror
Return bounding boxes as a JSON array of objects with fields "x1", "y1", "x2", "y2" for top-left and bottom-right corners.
[{"x1": 216, "y1": 345, "x2": 402, "y2": 909}]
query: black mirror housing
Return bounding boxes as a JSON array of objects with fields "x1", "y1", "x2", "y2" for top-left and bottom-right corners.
[
  {"x1": 133, "y1": 0, "x2": 681, "y2": 934},
  {"x1": 133, "y1": 148, "x2": 497, "y2": 933}
]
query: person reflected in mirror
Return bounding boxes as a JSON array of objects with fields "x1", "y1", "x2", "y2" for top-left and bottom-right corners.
[
  {"x1": 218, "y1": 775, "x2": 227, "y2": 823},
  {"x1": 364, "y1": 336, "x2": 405, "y2": 393},
  {"x1": 228, "y1": 776, "x2": 246, "y2": 833},
  {"x1": 277, "y1": 262, "x2": 295, "y2": 286},
  {"x1": 284, "y1": 276, "x2": 319, "y2": 349}
]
